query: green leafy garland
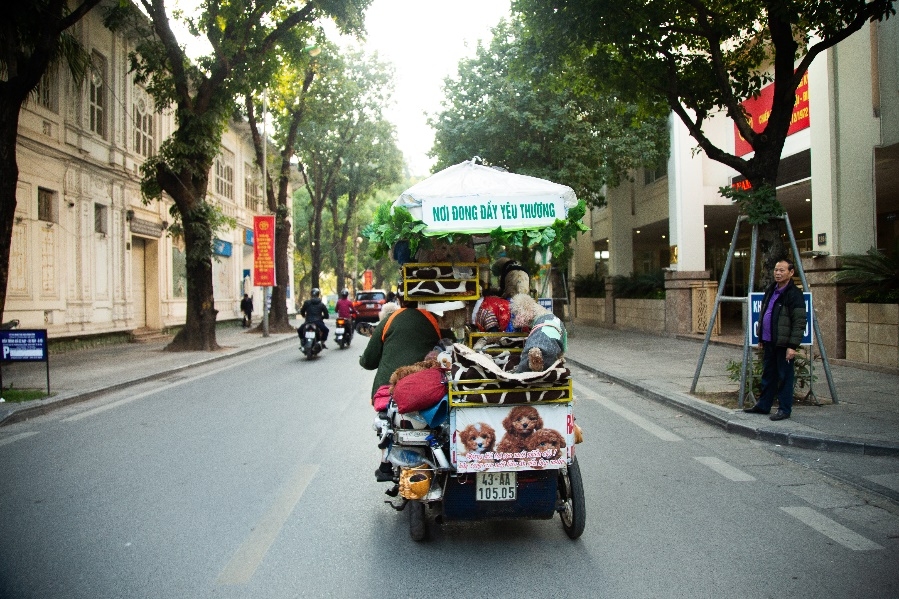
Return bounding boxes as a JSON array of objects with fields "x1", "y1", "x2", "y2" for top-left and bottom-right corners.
[{"x1": 361, "y1": 199, "x2": 589, "y2": 262}]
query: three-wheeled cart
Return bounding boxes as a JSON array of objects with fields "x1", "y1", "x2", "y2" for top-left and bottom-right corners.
[{"x1": 367, "y1": 159, "x2": 587, "y2": 540}]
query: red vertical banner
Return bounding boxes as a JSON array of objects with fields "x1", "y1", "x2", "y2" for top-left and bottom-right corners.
[
  {"x1": 363, "y1": 269, "x2": 373, "y2": 291},
  {"x1": 253, "y1": 215, "x2": 275, "y2": 287}
]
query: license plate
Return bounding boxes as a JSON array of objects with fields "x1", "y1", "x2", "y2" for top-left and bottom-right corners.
[
  {"x1": 304, "y1": 331, "x2": 316, "y2": 339},
  {"x1": 367, "y1": 303, "x2": 378, "y2": 309},
  {"x1": 335, "y1": 327, "x2": 344, "y2": 334},
  {"x1": 397, "y1": 430, "x2": 431, "y2": 444},
  {"x1": 476, "y1": 471, "x2": 516, "y2": 501}
]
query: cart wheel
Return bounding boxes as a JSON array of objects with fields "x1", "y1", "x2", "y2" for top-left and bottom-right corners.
[
  {"x1": 409, "y1": 500, "x2": 427, "y2": 542},
  {"x1": 558, "y1": 456, "x2": 586, "y2": 539}
]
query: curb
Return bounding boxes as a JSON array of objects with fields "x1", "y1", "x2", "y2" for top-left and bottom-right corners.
[
  {"x1": 566, "y1": 357, "x2": 899, "y2": 457},
  {"x1": 0, "y1": 335, "x2": 295, "y2": 427}
]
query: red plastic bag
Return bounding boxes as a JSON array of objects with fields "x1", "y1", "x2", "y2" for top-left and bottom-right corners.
[{"x1": 393, "y1": 368, "x2": 447, "y2": 414}]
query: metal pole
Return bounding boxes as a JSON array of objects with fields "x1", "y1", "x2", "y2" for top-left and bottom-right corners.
[
  {"x1": 691, "y1": 217, "x2": 744, "y2": 393},
  {"x1": 262, "y1": 88, "x2": 270, "y2": 338},
  {"x1": 738, "y1": 224, "x2": 759, "y2": 407},
  {"x1": 782, "y1": 213, "x2": 838, "y2": 403}
]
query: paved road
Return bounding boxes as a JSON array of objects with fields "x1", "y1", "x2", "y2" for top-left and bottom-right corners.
[{"x1": 0, "y1": 343, "x2": 896, "y2": 598}]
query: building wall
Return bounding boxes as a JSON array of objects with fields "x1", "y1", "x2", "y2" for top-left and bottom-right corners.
[{"x1": 8, "y1": 7, "x2": 291, "y2": 337}]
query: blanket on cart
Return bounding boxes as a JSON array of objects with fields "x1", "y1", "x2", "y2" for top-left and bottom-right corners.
[{"x1": 449, "y1": 343, "x2": 570, "y2": 404}]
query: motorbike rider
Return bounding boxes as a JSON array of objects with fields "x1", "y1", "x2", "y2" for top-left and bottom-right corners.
[
  {"x1": 300, "y1": 287, "x2": 330, "y2": 348},
  {"x1": 335, "y1": 288, "x2": 357, "y2": 323}
]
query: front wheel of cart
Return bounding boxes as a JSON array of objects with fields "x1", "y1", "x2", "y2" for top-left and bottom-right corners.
[
  {"x1": 409, "y1": 500, "x2": 427, "y2": 541},
  {"x1": 558, "y1": 457, "x2": 586, "y2": 539}
]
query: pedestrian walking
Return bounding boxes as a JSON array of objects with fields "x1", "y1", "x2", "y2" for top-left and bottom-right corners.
[
  {"x1": 744, "y1": 259, "x2": 807, "y2": 421},
  {"x1": 240, "y1": 294, "x2": 254, "y2": 328}
]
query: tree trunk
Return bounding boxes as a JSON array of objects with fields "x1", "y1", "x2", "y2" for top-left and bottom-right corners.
[
  {"x1": 161, "y1": 165, "x2": 220, "y2": 350},
  {"x1": 747, "y1": 169, "x2": 788, "y2": 291},
  {"x1": 0, "y1": 97, "x2": 23, "y2": 323},
  {"x1": 266, "y1": 209, "x2": 294, "y2": 332}
]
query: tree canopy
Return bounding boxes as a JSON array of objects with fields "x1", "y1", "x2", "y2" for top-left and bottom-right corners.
[
  {"x1": 512, "y1": 0, "x2": 895, "y2": 197},
  {"x1": 512, "y1": 0, "x2": 895, "y2": 281},
  {"x1": 429, "y1": 18, "x2": 670, "y2": 208},
  {"x1": 293, "y1": 46, "x2": 400, "y2": 290},
  {"x1": 106, "y1": 0, "x2": 370, "y2": 349}
]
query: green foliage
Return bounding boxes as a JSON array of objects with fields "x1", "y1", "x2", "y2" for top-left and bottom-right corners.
[
  {"x1": 361, "y1": 199, "x2": 589, "y2": 266},
  {"x1": 361, "y1": 203, "x2": 428, "y2": 260},
  {"x1": 165, "y1": 202, "x2": 238, "y2": 263},
  {"x1": 726, "y1": 349, "x2": 816, "y2": 398},
  {"x1": 429, "y1": 18, "x2": 669, "y2": 208},
  {"x1": 573, "y1": 273, "x2": 605, "y2": 298},
  {"x1": 834, "y1": 244, "x2": 899, "y2": 303},
  {"x1": 0, "y1": 387, "x2": 51, "y2": 403},
  {"x1": 611, "y1": 271, "x2": 665, "y2": 299},
  {"x1": 718, "y1": 185, "x2": 784, "y2": 224},
  {"x1": 512, "y1": 0, "x2": 895, "y2": 223}
]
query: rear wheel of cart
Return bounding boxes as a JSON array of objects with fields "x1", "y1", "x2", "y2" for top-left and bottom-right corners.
[
  {"x1": 409, "y1": 500, "x2": 427, "y2": 541},
  {"x1": 558, "y1": 457, "x2": 585, "y2": 539}
]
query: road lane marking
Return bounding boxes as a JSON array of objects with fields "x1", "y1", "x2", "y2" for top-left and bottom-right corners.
[
  {"x1": 63, "y1": 347, "x2": 285, "y2": 422},
  {"x1": 217, "y1": 464, "x2": 319, "y2": 585},
  {"x1": 694, "y1": 457, "x2": 756, "y2": 482},
  {"x1": 780, "y1": 506, "x2": 883, "y2": 551},
  {"x1": 573, "y1": 381, "x2": 682, "y2": 442},
  {"x1": 0, "y1": 431, "x2": 39, "y2": 448}
]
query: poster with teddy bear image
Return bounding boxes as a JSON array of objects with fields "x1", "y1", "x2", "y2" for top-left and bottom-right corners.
[{"x1": 450, "y1": 404, "x2": 573, "y2": 473}]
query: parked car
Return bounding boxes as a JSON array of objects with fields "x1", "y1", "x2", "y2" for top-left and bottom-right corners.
[{"x1": 353, "y1": 289, "x2": 388, "y2": 323}]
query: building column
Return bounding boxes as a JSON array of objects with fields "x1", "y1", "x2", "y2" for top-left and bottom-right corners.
[
  {"x1": 801, "y1": 256, "x2": 846, "y2": 359},
  {"x1": 668, "y1": 114, "x2": 706, "y2": 271},
  {"x1": 810, "y1": 26, "x2": 878, "y2": 256},
  {"x1": 606, "y1": 187, "x2": 634, "y2": 277}
]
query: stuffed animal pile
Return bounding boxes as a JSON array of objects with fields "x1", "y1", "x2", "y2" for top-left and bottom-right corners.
[{"x1": 510, "y1": 293, "x2": 567, "y2": 373}]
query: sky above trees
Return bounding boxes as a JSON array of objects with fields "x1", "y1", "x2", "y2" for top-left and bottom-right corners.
[{"x1": 362, "y1": 0, "x2": 510, "y2": 175}]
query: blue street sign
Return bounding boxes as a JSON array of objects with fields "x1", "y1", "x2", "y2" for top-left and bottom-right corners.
[
  {"x1": 749, "y1": 292, "x2": 813, "y2": 346},
  {"x1": 1, "y1": 329, "x2": 48, "y2": 362}
]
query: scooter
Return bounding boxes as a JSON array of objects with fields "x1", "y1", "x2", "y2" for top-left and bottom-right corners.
[
  {"x1": 334, "y1": 317, "x2": 353, "y2": 349},
  {"x1": 298, "y1": 322, "x2": 324, "y2": 359}
]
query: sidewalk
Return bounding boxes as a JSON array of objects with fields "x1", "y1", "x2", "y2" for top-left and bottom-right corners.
[
  {"x1": 564, "y1": 324, "x2": 899, "y2": 456},
  {"x1": 2, "y1": 321, "x2": 898, "y2": 457},
  {"x1": 0, "y1": 323, "x2": 297, "y2": 425}
]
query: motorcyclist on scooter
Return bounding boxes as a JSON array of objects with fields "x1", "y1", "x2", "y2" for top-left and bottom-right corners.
[
  {"x1": 300, "y1": 288, "x2": 330, "y2": 348},
  {"x1": 335, "y1": 288, "x2": 356, "y2": 321}
]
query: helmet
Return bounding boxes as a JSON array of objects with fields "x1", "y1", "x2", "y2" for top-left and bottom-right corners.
[
  {"x1": 340, "y1": 288, "x2": 349, "y2": 298},
  {"x1": 311, "y1": 288, "x2": 321, "y2": 298}
]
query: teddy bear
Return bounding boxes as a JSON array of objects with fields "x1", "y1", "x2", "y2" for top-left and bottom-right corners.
[
  {"x1": 510, "y1": 293, "x2": 566, "y2": 373},
  {"x1": 414, "y1": 239, "x2": 476, "y2": 263}
]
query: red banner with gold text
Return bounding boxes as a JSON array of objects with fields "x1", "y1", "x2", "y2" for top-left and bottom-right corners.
[
  {"x1": 253, "y1": 215, "x2": 275, "y2": 287},
  {"x1": 734, "y1": 72, "x2": 810, "y2": 157}
]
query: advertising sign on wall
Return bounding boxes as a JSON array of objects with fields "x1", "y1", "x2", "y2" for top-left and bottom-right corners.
[{"x1": 253, "y1": 215, "x2": 275, "y2": 287}]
